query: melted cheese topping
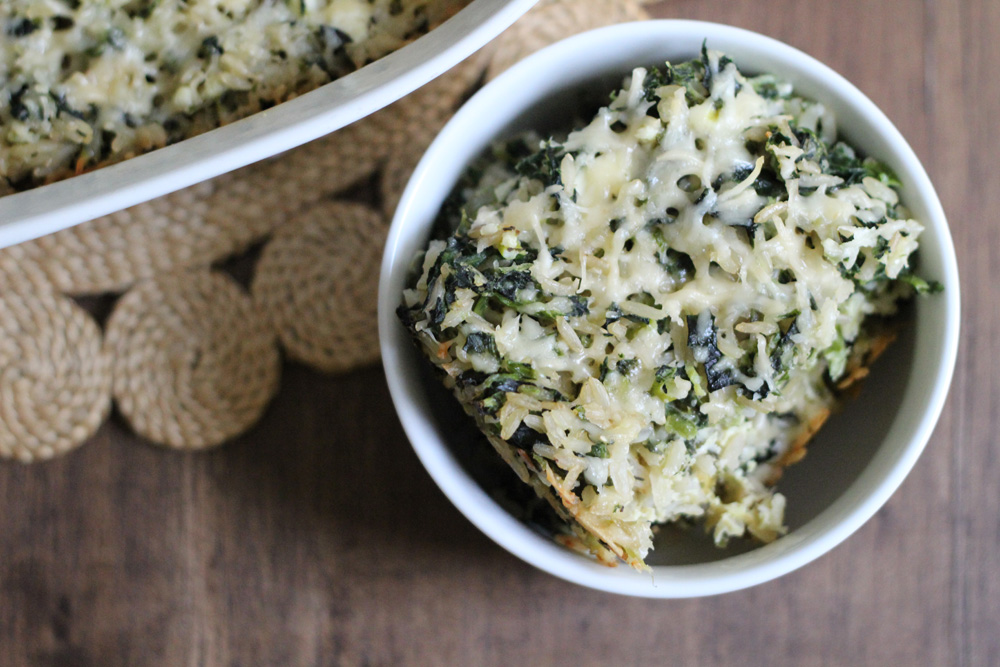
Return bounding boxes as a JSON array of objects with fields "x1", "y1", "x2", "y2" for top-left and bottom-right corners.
[
  {"x1": 400, "y1": 51, "x2": 926, "y2": 568},
  {"x1": 0, "y1": 0, "x2": 468, "y2": 192}
]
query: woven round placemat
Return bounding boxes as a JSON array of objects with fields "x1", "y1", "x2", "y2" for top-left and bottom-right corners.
[
  {"x1": 252, "y1": 201, "x2": 386, "y2": 373},
  {"x1": 380, "y1": 141, "x2": 428, "y2": 223},
  {"x1": 0, "y1": 180, "x2": 221, "y2": 296},
  {"x1": 0, "y1": 289, "x2": 111, "y2": 462},
  {"x1": 105, "y1": 271, "x2": 281, "y2": 450},
  {"x1": 203, "y1": 117, "x2": 394, "y2": 242}
]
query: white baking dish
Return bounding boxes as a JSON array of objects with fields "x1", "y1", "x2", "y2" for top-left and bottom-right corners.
[{"x1": 0, "y1": 0, "x2": 538, "y2": 249}]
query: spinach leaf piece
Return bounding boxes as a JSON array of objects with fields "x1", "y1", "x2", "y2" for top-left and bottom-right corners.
[
  {"x1": 463, "y1": 332, "x2": 499, "y2": 357},
  {"x1": 687, "y1": 312, "x2": 736, "y2": 392},
  {"x1": 515, "y1": 140, "x2": 566, "y2": 188}
]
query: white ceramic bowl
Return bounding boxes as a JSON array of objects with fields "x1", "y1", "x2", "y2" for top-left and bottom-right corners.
[
  {"x1": 0, "y1": 0, "x2": 538, "y2": 249},
  {"x1": 378, "y1": 20, "x2": 960, "y2": 597}
]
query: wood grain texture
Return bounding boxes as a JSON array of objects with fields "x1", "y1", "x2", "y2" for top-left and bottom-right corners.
[{"x1": 0, "y1": 1, "x2": 995, "y2": 664}]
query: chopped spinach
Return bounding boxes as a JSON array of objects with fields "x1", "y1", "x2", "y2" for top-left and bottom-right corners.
[
  {"x1": 9, "y1": 85, "x2": 30, "y2": 122},
  {"x1": 588, "y1": 442, "x2": 610, "y2": 459},
  {"x1": 687, "y1": 312, "x2": 736, "y2": 393},
  {"x1": 616, "y1": 358, "x2": 639, "y2": 376},
  {"x1": 515, "y1": 140, "x2": 567, "y2": 188},
  {"x1": 315, "y1": 25, "x2": 354, "y2": 77},
  {"x1": 664, "y1": 411, "x2": 698, "y2": 441},
  {"x1": 51, "y1": 16, "x2": 75, "y2": 31},
  {"x1": 8, "y1": 17, "x2": 40, "y2": 37},
  {"x1": 897, "y1": 272, "x2": 943, "y2": 294},
  {"x1": 197, "y1": 36, "x2": 224, "y2": 58},
  {"x1": 650, "y1": 227, "x2": 696, "y2": 283},
  {"x1": 650, "y1": 365, "x2": 679, "y2": 400},
  {"x1": 463, "y1": 332, "x2": 499, "y2": 357},
  {"x1": 507, "y1": 423, "x2": 550, "y2": 452},
  {"x1": 641, "y1": 65, "x2": 673, "y2": 103}
]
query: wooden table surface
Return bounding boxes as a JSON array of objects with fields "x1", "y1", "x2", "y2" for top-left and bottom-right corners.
[{"x1": 1, "y1": 1, "x2": 995, "y2": 665}]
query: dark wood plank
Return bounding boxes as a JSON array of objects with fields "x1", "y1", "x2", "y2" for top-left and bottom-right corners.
[
  {"x1": 0, "y1": 1, "x2": 995, "y2": 664},
  {"x1": 927, "y1": 0, "x2": 1000, "y2": 664}
]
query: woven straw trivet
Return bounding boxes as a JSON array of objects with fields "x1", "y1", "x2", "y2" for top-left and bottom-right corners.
[
  {"x1": 104, "y1": 271, "x2": 281, "y2": 450},
  {"x1": 0, "y1": 180, "x2": 224, "y2": 296},
  {"x1": 380, "y1": 146, "x2": 424, "y2": 223},
  {"x1": 0, "y1": 289, "x2": 111, "y2": 462},
  {"x1": 252, "y1": 202, "x2": 386, "y2": 373}
]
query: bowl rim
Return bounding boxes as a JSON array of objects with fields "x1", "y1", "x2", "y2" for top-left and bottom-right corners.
[
  {"x1": 378, "y1": 19, "x2": 961, "y2": 598},
  {"x1": 0, "y1": 0, "x2": 540, "y2": 249}
]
